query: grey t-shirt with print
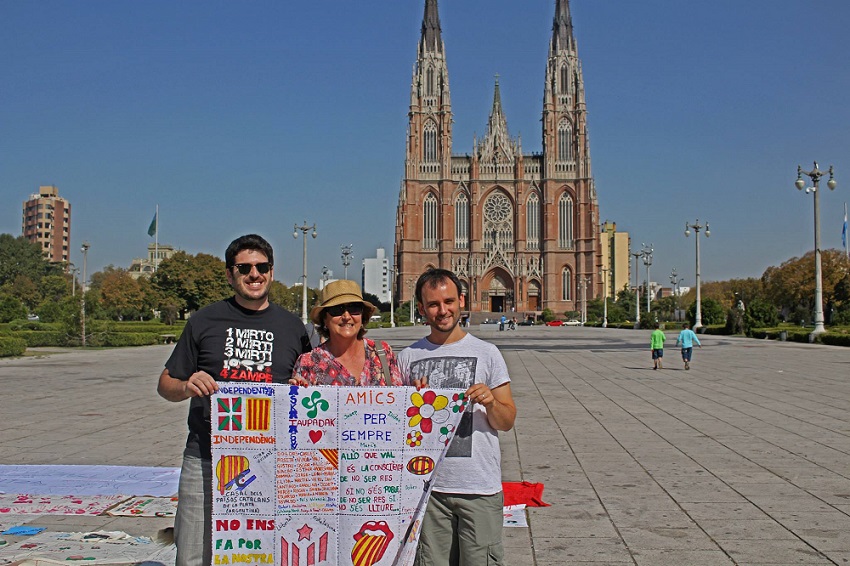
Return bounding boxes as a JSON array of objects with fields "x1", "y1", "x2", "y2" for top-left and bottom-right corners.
[{"x1": 397, "y1": 333, "x2": 510, "y2": 495}]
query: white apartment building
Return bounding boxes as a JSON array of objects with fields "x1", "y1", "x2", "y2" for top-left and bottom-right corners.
[{"x1": 362, "y1": 248, "x2": 390, "y2": 304}]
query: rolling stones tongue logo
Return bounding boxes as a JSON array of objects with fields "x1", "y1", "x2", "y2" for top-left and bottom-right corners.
[{"x1": 351, "y1": 521, "x2": 394, "y2": 566}]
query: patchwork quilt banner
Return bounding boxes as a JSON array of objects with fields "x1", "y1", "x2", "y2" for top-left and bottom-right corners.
[{"x1": 210, "y1": 384, "x2": 467, "y2": 566}]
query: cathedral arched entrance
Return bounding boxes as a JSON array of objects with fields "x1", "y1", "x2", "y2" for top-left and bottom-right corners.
[
  {"x1": 527, "y1": 279, "x2": 541, "y2": 311},
  {"x1": 482, "y1": 269, "x2": 513, "y2": 313}
]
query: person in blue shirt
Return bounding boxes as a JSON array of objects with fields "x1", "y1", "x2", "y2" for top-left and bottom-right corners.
[{"x1": 675, "y1": 322, "x2": 702, "y2": 370}]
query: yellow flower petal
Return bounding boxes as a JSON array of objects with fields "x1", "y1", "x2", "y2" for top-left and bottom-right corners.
[
  {"x1": 411, "y1": 392, "x2": 424, "y2": 407},
  {"x1": 432, "y1": 395, "x2": 449, "y2": 411}
]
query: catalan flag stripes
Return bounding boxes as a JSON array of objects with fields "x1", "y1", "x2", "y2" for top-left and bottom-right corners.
[{"x1": 246, "y1": 397, "x2": 271, "y2": 431}]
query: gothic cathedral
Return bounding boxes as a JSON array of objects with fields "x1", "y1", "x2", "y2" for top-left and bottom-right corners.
[{"x1": 394, "y1": 0, "x2": 600, "y2": 315}]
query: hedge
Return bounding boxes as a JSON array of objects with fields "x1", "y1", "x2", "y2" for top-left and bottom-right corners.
[
  {"x1": 819, "y1": 334, "x2": 850, "y2": 347},
  {"x1": 0, "y1": 336, "x2": 27, "y2": 357},
  {"x1": 14, "y1": 331, "x2": 69, "y2": 347},
  {"x1": 102, "y1": 332, "x2": 161, "y2": 347}
]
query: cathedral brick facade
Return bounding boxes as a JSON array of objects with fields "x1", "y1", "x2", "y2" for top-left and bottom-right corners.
[{"x1": 395, "y1": 0, "x2": 601, "y2": 316}]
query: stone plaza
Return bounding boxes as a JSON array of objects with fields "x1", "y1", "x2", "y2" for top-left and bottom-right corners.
[{"x1": 1, "y1": 325, "x2": 849, "y2": 565}]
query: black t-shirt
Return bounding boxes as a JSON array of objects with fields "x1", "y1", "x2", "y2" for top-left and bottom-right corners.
[{"x1": 165, "y1": 297, "x2": 311, "y2": 459}]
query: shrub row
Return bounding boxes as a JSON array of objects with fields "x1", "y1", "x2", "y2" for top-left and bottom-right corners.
[
  {"x1": 104, "y1": 322, "x2": 185, "y2": 334},
  {"x1": 102, "y1": 332, "x2": 161, "y2": 347},
  {"x1": 0, "y1": 336, "x2": 27, "y2": 357},
  {"x1": 14, "y1": 331, "x2": 69, "y2": 347},
  {"x1": 820, "y1": 334, "x2": 850, "y2": 347}
]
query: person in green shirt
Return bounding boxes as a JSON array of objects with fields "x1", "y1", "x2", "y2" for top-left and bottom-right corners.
[{"x1": 650, "y1": 322, "x2": 666, "y2": 370}]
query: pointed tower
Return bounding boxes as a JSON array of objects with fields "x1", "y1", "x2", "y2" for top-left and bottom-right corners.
[
  {"x1": 395, "y1": 0, "x2": 455, "y2": 303},
  {"x1": 395, "y1": 0, "x2": 600, "y2": 317},
  {"x1": 540, "y1": 0, "x2": 601, "y2": 312}
]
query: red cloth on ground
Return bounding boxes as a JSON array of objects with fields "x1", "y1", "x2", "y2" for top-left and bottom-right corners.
[{"x1": 501, "y1": 481, "x2": 551, "y2": 507}]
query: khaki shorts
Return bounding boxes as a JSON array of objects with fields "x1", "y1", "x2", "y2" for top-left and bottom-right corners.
[{"x1": 415, "y1": 491, "x2": 505, "y2": 566}]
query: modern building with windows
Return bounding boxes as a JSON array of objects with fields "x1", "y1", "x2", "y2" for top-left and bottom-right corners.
[
  {"x1": 394, "y1": 0, "x2": 601, "y2": 314},
  {"x1": 600, "y1": 221, "x2": 630, "y2": 301},
  {"x1": 22, "y1": 185, "x2": 72, "y2": 264},
  {"x1": 362, "y1": 248, "x2": 390, "y2": 304}
]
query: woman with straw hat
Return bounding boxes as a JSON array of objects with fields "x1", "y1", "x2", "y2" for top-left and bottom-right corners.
[{"x1": 289, "y1": 280, "x2": 405, "y2": 386}]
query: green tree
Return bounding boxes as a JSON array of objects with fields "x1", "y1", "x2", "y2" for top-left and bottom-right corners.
[
  {"x1": 98, "y1": 267, "x2": 145, "y2": 320},
  {"x1": 0, "y1": 234, "x2": 62, "y2": 287},
  {"x1": 762, "y1": 249, "x2": 850, "y2": 318},
  {"x1": 650, "y1": 296, "x2": 678, "y2": 322},
  {"x1": 4, "y1": 275, "x2": 40, "y2": 311},
  {"x1": 39, "y1": 274, "x2": 70, "y2": 304},
  {"x1": 686, "y1": 298, "x2": 725, "y2": 326},
  {"x1": 743, "y1": 298, "x2": 779, "y2": 330},
  {"x1": 616, "y1": 287, "x2": 637, "y2": 321},
  {"x1": 151, "y1": 252, "x2": 231, "y2": 317},
  {"x1": 0, "y1": 294, "x2": 27, "y2": 323}
]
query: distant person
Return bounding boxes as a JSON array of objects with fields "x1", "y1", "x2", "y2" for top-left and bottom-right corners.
[
  {"x1": 289, "y1": 280, "x2": 404, "y2": 387},
  {"x1": 157, "y1": 234, "x2": 311, "y2": 566},
  {"x1": 650, "y1": 322, "x2": 665, "y2": 370},
  {"x1": 398, "y1": 268, "x2": 517, "y2": 566},
  {"x1": 499, "y1": 314, "x2": 507, "y2": 331},
  {"x1": 509, "y1": 316, "x2": 517, "y2": 330},
  {"x1": 675, "y1": 322, "x2": 702, "y2": 370}
]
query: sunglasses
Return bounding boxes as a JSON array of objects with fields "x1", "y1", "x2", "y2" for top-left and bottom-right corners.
[
  {"x1": 232, "y1": 262, "x2": 272, "y2": 275},
  {"x1": 326, "y1": 302, "x2": 364, "y2": 317}
]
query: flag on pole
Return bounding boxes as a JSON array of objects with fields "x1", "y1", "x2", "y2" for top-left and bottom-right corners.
[
  {"x1": 147, "y1": 211, "x2": 157, "y2": 237},
  {"x1": 843, "y1": 202, "x2": 848, "y2": 256}
]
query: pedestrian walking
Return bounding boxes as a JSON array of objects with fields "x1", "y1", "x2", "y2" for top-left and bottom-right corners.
[
  {"x1": 675, "y1": 322, "x2": 702, "y2": 370},
  {"x1": 650, "y1": 322, "x2": 665, "y2": 370}
]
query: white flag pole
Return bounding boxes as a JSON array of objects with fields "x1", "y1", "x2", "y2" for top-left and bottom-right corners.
[{"x1": 154, "y1": 204, "x2": 159, "y2": 272}]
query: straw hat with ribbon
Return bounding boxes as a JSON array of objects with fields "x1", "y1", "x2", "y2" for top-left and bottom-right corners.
[{"x1": 309, "y1": 280, "x2": 376, "y2": 326}]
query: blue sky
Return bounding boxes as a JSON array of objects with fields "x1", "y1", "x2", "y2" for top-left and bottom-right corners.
[{"x1": 2, "y1": 0, "x2": 849, "y2": 289}]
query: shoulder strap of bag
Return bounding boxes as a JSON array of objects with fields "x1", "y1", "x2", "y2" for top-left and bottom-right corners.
[{"x1": 374, "y1": 342, "x2": 392, "y2": 385}]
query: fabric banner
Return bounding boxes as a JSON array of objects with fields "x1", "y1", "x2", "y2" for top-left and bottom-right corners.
[
  {"x1": 105, "y1": 496, "x2": 178, "y2": 517},
  {"x1": 210, "y1": 384, "x2": 467, "y2": 566}
]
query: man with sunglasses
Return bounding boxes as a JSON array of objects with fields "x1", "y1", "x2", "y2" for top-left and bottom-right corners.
[{"x1": 157, "y1": 234, "x2": 311, "y2": 566}]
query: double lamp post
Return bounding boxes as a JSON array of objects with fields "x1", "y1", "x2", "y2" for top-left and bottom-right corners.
[{"x1": 796, "y1": 162, "x2": 837, "y2": 335}]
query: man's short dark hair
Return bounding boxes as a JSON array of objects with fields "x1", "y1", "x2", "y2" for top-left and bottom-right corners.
[
  {"x1": 225, "y1": 234, "x2": 274, "y2": 268},
  {"x1": 415, "y1": 268, "x2": 463, "y2": 304}
]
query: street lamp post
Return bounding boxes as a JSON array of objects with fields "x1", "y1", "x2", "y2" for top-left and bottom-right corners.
[
  {"x1": 796, "y1": 162, "x2": 837, "y2": 336},
  {"x1": 293, "y1": 222, "x2": 317, "y2": 324},
  {"x1": 80, "y1": 242, "x2": 90, "y2": 347},
  {"x1": 68, "y1": 263, "x2": 77, "y2": 297},
  {"x1": 685, "y1": 219, "x2": 710, "y2": 329},
  {"x1": 669, "y1": 268, "x2": 684, "y2": 322},
  {"x1": 600, "y1": 267, "x2": 611, "y2": 328},
  {"x1": 408, "y1": 279, "x2": 416, "y2": 324},
  {"x1": 631, "y1": 249, "x2": 642, "y2": 329},
  {"x1": 388, "y1": 265, "x2": 396, "y2": 328},
  {"x1": 642, "y1": 243, "x2": 654, "y2": 313},
  {"x1": 580, "y1": 276, "x2": 591, "y2": 326},
  {"x1": 341, "y1": 244, "x2": 354, "y2": 280}
]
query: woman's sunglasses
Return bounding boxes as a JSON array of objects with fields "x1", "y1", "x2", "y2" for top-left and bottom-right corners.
[
  {"x1": 232, "y1": 262, "x2": 272, "y2": 275},
  {"x1": 326, "y1": 302, "x2": 364, "y2": 317}
]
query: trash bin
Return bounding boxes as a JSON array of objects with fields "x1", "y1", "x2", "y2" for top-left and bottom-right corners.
[{"x1": 779, "y1": 330, "x2": 787, "y2": 341}]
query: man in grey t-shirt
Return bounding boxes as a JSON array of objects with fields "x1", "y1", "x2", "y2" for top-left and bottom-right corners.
[{"x1": 397, "y1": 268, "x2": 516, "y2": 566}]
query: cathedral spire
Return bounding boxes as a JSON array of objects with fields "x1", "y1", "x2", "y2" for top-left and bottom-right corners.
[
  {"x1": 551, "y1": 0, "x2": 575, "y2": 53},
  {"x1": 492, "y1": 74, "x2": 503, "y2": 116},
  {"x1": 420, "y1": 0, "x2": 443, "y2": 53}
]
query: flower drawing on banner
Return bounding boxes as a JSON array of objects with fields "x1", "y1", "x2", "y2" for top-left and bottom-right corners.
[
  {"x1": 407, "y1": 391, "x2": 450, "y2": 433},
  {"x1": 449, "y1": 392, "x2": 468, "y2": 414},
  {"x1": 438, "y1": 424, "x2": 455, "y2": 446},
  {"x1": 406, "y1": 430, "x2": 423, "y2": 447},
  {"x1": 301, "y1": 390, "x2": 330, "y2": 418}
]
